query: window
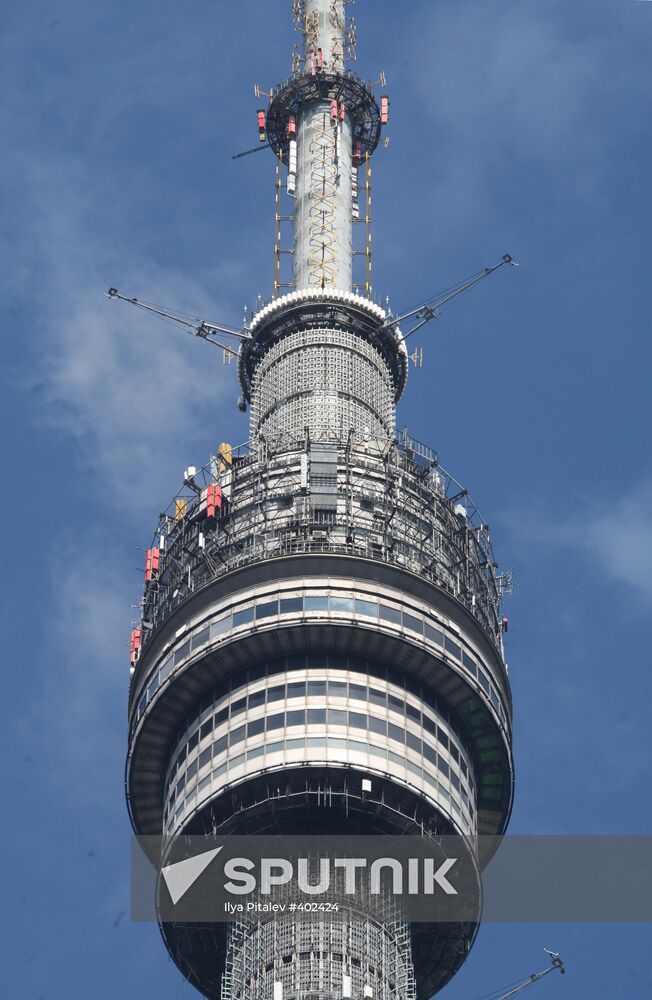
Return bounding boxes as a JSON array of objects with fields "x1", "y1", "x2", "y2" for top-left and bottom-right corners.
[
  {"x1": 349, "y1": 683, "x2": 367, "y2": 701},
  {"x1": 159, "y1": 656, "x2": 173, "y2": 682},
  {"x1": 423, "y1": 743, "x2": 437, "y2": 766},
  {"x1": 423, "y1": 715, "x2": 437, "y2": 738},
  {"x1": 247, "y1": 718, "x2": 265, "y2": 738},
  {"x1": 406, "y1": 703, "x2": 420, "y2": 723},
  {"x1": 211, "y1": 615, "x2": 231, "y2": 637},
  {"x1": 368, "y1": 716, "x2": 386, "y2": 736},
  {"x1": 406, "y1": 732, "x2": 421, "y2": 753},
  {"x1": 369, "y1": 688, "x2": 386, "y2": 707},
  {"x1": 200, "y1": 719, "x2": 212, "y2": 740},
  {"x1": 438, "y1": 730, "x2": 449, "y2": 751},
  {"x1": 174, "y1": 639, "x2": 191, "y2": 664},
  {"x1": 307, "y1": 709, "x2": 326, "y2": 724},
  {"x1": 437, "y1": 759, "x2": 450, "y2": 779},
  {"x1": 478, "y1": 669, "x2": 491, "y2": 695},
  {"x1": 380, "y1": 604, "x2": 402, "y2": 625},
  {"x1": 349, "y1": 712, "x2": 367, "y2": 730},
  {"x1": 248, "y1": 746, "x2": 264, "y2": 760},
  {"x1": 233, "y1": 607, "x2": 254, "y2": 627},
  {"x1": 388, "y1": 693, "x2": 404, "y2": 713},
  {"x1": 280, "y1": 597, "x2": 303, "y2": 614},
  {"x1": 328, "y1": 709, "x2": 347, "y2": 726},
  {"x1": 267, "y1": 713, "x2": 285, "y2": 731},
  {"x1": 425, "y1": 623, "x2": 444, "y2": 645},
  {"x1": 192, "y1": 627, "x2": 210, "y2": 650},
  {"x1": 388, "y1": 723, "x2": 404, "y2": 744},
  {"x1": 268, "y1": 685, "x2": 285, "y2": 702},
  {"x1": 445, "y1": 637, "x2": 462, "y2": 660},
  {"x1": 305, "y1": 596, "x2": 329, "y2": 612},
  {"x1": 230, "y1": 725, "x2": 246, "y2": 745},
  {"x1": 138, "y1": 694, "x2": 147, "y2": 718},
  {"x1": 186, "y1": 760, "x2": 198, "y2": 780},
  {"x1": 331, "y1": 596, "x2": 354, "y2": 613},
  {"x1": 307, "y1": 680, "x2": 327, "y2": 697},
  {"x1": 451, "y1": 773, "x2": 461, "y2": 792},
  {"x1": 463, "y1": 652, "x2": 477, "y2": 674},
  {"x1": 215, "y1": 707, "x2": 229, "y2": 726},
  {"x1": 248, "y1": 690, "x2": 265, "y2": 710},
  {"x1": 355, "y1": 599, "x2": 377, "y2": 618},
  {"x1": 256, "y1": 600, "x2": 278, "y2": 619},
  {"x1": 231, "y1": 697, "x2": 247, "y2": 717},
  {"x1": 188, "y1": 732, "x2": 199, "y2": 753},
  {"x1": 286, "y1": 709, "x2": 305, "y2": 727},
  {"x1": 148, "y1": 676, "x2": 159, "y2": 699},
  {"x1": 348, "y1": 740, "x2": 367, "y2": 753},
  {"x1": 199, "y1": 748, "x2": 211, "y2": 770},
  {"x1": 328, "y1": 681, "x2": 347, "y2": 697},
  {"x1": 288, "y1": 681, "x2": 306, "y2": 699},
  {"x1": 403, "y1": 613, "x2": 422, "y2": 634}
]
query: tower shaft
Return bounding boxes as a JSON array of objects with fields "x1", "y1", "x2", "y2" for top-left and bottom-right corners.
[{"x1": 294, "y1": 0, "x2": 352, "y2": 290}]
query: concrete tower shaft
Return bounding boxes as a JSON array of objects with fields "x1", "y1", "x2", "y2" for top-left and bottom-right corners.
[{"x1": 295, "y1": 0, "x2": 352, "y2": 290}]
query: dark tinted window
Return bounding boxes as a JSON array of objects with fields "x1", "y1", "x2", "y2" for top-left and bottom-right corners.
[
  {"x1": 348, "y1": 712, "x2": 367, "y2": 730},
  {"x1": 231, "y1": 697, "x2": 247, "y2": 716},
  {"x1": 349, "y1": 684, "x2": 367, "y2": 701},
  {"x1": 445, "y1": 637, "x2": 462, "y2": 659},
  {"x1": 192, "y1": 627, "x2": 210, "y2": 649},
  {"x1": 247, "y1": 718, "x2": 265, "y2": 738},
  {"x1": 403, "y1": 613, "x2": 422, "y2": 634},
  {"x1": 379, "y1": 604, "x2": 402, "y2": 625},
  {"x1": 368, "y1": 716, "x2": 386, "y2": 736},
  {"x1": 280, "y1": 597, "x2": 303, "y2": 614},
  {"x1": 215, "y1": 707, "x2": 229, "y2": 726},
  {"x1": 256, "y1": 600, "x2": 278, "y2": 619},
  {"x1": 308, "y1": 681, "x2": 327, "y2": 697},
  {"x1": 267, "y1": 713, "x2": 285, "y2": 731},
  {"x1": 388, "y1": 723, "x2": 404, "y2": 744},
  {"x1": 233, "y1": 607, "x2": 254, "y2": 627},
  {"x1": 200, "y1": 719, "x2": 213, "y2": 740},
  {"x1": 288, "y1": 681, "x2": 306, "y2": 699},
  {"x1": 199, "y1": 748, "x2": 211, "y2": 769},
  {"x1": 268, "y1": 685, "x2": 285, "y2": 702},
  {"x1": 307, "y1": 709, "x2": 326, "y2": 724},
  {"x1": 286, "y1": 709, "x2": 305, "y2": 727},
  {"x1": 425, "y1": 624, "x2": 444, "y2": 645},
  {"x1": 248, "y1": 690, "x2": 265, "y2": 710},
  {"x1": 406, "y1": 732, "x2": 421, "y2": 753},
  {"x1": 230, "y1": 725, "x2": 246, "y2": 745},
  {"x1": 188, "y1": 732, "x2": 199, "y2": 753},
  {"x1": 174, "y1": 639, "x2": 191, "y2": 664}
]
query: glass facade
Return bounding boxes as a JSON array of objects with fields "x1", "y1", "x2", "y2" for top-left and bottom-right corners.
[
  {"x1": 162, "y1": 667, "x2": 477, "y2": 836},
  {"x1": 133, "y1": 585, "x2": 509, "y2": 732}
]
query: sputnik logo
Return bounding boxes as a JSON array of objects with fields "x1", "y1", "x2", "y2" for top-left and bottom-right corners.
[{"x1": 161, "y1": 847, "x2": 223, "y2": 905}]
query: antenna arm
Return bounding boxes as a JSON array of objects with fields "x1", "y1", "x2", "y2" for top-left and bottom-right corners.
[
  {"x1": 105, "y1": 288, "x2": 248, "y2": 358},
  {"x1": 384, "y1": 254, "x2": 518, "y2": 339}
]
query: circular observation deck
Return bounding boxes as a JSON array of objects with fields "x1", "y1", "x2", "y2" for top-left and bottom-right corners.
[{"x1": 265, "y1": 70, "x2": 382, "y2": 162}]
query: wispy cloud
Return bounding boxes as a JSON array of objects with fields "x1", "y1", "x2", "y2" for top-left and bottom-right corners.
[{"x1": 581, "y1": 479, "x2": 652, "y2": 603}]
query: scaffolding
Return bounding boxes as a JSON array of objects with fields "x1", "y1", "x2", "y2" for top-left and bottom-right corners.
[{"x1": 135, "y1": 431, "x2": 504, "y2": 654}]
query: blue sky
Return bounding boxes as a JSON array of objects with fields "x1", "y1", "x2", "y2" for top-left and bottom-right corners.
[{"x1": 1, "y1": 0, "x2": 650, "y2": 997}]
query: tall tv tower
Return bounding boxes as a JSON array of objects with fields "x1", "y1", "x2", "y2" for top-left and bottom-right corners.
[{"x1": 124, "y1": 2, "x2": 515, "y2": 998}]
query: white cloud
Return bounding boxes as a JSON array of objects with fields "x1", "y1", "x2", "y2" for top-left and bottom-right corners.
[
  {"x1": 1, "y1": 147, "x2": 242, "y2": 510},
  {"x1": 582, "y1": 480, "x2": 652, "y2": 602}
]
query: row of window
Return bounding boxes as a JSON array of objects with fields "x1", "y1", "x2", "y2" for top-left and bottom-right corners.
[
  {"x1": 164, "y1": 734, "x2": 475, "y2": 836},
  {"x1": 166, "y1": 675, "x2": 475, "y2": 793},
  {"x1": 135, "y1": 590, "x2": 508, "y2": 730}
]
